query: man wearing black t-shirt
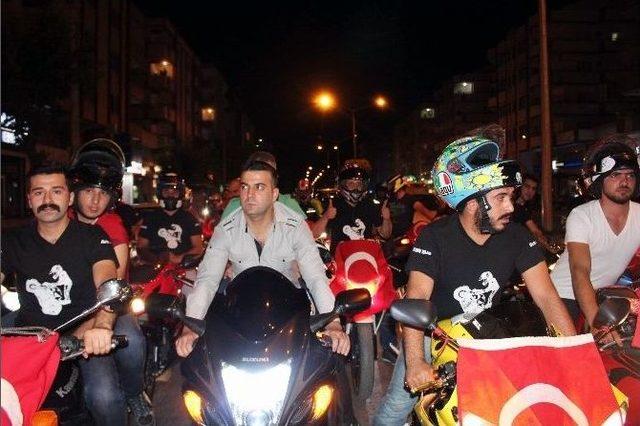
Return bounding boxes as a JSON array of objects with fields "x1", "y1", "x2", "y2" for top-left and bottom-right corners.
[
  {"x1": 512, "y1": 174, "x2": 559, "y2": 254},
  {"x1": 314, "y1": 164, "x2": 392, "y2": 254},
  {"x1": 375, "y1": 133, "x2": 576, "y2": 426},
  {"x1": 0, "y1": 164, "x2": 132, "y2": 425},
  {"x1": 137, "y1": 172, "x2": 203, "y2": 264}
]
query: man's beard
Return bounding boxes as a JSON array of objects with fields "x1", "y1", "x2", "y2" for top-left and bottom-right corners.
[
  {"x1": 475, "y1": 209, "x2": 511, "y2": 234},
  {"x1": 604, "y1": 186, "x2": 633, "y2": 205}
]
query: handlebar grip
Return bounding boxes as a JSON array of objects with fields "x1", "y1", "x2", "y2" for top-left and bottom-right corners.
[
  {"x1": 319, "y1": 333, "x2": 333, "y2": 348},
  {"x1": 183, "y1": 317, "x2": 206, "y2": 336},
  {"x1": 112, "y1": 335, "x2": 128, "y2": 349},
  {"x1": 58, "y1": 335, "x2": 84, "y2": 358}
]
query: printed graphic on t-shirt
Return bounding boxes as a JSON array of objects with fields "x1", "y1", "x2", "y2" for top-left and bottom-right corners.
[
  {"x1": 342, "y1": 218, "x2": 366, "y2": 240},
  {"x1": 158, "y1": 224, "x2": 183, "y2": 249},
  {"x1": 25, "y1": 265, "x2": 73, "y2": 315},
  {"x1": 453, "y1": 271, "x2": 499, "y2": 315}
]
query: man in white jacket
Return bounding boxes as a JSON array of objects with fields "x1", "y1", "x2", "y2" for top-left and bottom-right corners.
[{"x1": 176, "y1": 159, "x2": 349, "y2": 357}]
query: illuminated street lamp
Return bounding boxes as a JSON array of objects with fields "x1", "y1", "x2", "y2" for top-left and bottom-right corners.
[
  {"x1": 374, "y1": 95, "x2": 388, "y2": 109},
  {"x1": 317, "y1": 144, "x2": 323, "y2": 151},
  {"x1": 313, "y1": 91, "x2": 337, "y2": 112},
  {"x1": 312, "y1": 90, "x2": 389, "y2": 158}
]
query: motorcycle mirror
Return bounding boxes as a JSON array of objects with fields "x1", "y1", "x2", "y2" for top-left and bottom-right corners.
[
  {"x1": 335, "y1": 288, "x2": 371, "y2": 316},
  {"x1": 390, "y1": 299, "x2": 438, "y2": 330},
  {"x1": 309, "y1": 289, "x2": 372, "y2": 333},
  {"x1": 592, "y1": 298, "x2": 631, "y2": 329},
  {"x1": 96, "y1": 279, "x2": 131, "y2": 308},
  {"x1": 54, "y1": 279, "x2": 131, "y2": 332},
  {"x1": 180, "y1": 255, "x2": 202, "y2": 270}
]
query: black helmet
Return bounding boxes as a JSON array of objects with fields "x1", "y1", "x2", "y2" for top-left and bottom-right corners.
[
  {"x1": 70, "y1": 138, "x2": 125, "y2": 194},
  {"x1": 582, "y1": 138, "x2": 639, "y2": 199},
  {"x1": 157, "y1": 172, "x2": 186, "y2": 211},
  {"x1": 338, "y1": 165, "x2": 369, "y2": 204}
]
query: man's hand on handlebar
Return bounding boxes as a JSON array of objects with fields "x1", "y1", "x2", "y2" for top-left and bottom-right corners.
[
  {"x1": 176, "y1": 325, "x2": 199, "y2": 357},
  {"x1": 323, "y1": 321, "x2": 350, "y2": 355},
  {"x1": 405, "y1": 359, "x2": 436, "y2": 392},
  {"x1": 82, "y1": 326, "x2": 114, "y2": 357}
]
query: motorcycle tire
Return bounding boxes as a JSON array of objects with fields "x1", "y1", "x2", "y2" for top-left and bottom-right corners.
[{"x1": 349, "y1": 322, "x2": 375, "y2": 402}]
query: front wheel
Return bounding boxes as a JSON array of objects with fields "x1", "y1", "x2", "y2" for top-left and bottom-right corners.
[{"x1": 349, "y1": 322, "x2": 375, "y2": 402}]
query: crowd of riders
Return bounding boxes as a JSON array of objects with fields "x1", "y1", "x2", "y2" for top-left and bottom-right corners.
[{"x1": 2, "y1": 125, "x2": 638, "y2": 424}]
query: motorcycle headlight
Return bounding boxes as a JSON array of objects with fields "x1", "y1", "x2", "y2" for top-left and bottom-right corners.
[
  {"x1": 201, "y1": 207, "x2": 210, "y2": 217},
  {"x1": 130, "y1": 297, "x2": 146, "y2": 315},
  {"x1": 183, "y1": 390, "x2": 205, "y2": 425},
  {"x1": 221, "y1": 359, "x2": 291, "y2": 425},
  {"x1": 400, "y1": 237, "x2": 410, "y2": 245}
]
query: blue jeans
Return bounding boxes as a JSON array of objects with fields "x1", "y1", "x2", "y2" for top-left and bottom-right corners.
[
  {"x1": 373, "y1": 337, "x2": 431, "y2": 426},
  {"x1": 79, "y1": 314, "x2": 146, "y2": 426}
]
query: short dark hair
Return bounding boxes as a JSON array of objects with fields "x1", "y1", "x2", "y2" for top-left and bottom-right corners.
[
  {"x1": 241, "y1": 160, "x2": 279, "y2": 187},
  {"x1": 26, "y1": 163, "x2": 69, "y2": 191},
  {"x1": 246, "y1": 151, "x2": 277, "y2": 170},
  {"x1": 523, "y1": 174, "x2": 539, "y2": 185}
]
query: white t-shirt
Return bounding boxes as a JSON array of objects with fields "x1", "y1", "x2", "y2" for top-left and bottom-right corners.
[{"x1": 551, "y1": 200, "x2": 640, "y2": 299}]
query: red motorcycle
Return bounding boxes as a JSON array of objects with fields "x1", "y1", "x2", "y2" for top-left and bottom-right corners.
[
  {"x1": 329, "y1": 239, "x2": 396, "y2": 401},
  {"x1": 129, "y1": 256, "x2": 199, "y2": 396}
]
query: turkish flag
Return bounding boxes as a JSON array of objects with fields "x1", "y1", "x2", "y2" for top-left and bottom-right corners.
[
  {"x1": 0, "y1": 333, "x2": 61, "y2": 425},
  {"x1": 330, "y1": 240, "x2": 396, "y2": 319},
  {"x1": 457, "y1": 334, "x2": 624, "y2": 425}
]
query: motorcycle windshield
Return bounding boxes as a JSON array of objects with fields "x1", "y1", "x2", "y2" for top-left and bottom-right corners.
[{"x1": 216, "y1": 266, "x2": 311, "y2": 341}]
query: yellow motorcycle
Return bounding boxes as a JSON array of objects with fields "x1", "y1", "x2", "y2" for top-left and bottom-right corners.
[{"x1": 390, "y1": 299, "x2": 629, "y2": 426}]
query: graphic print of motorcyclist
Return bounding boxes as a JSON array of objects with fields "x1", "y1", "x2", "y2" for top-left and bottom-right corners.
[
  {"x1": 25, "y1": 264, "x2": 73, "y2": 315},
  {"x1": 342, "y1": 218, "x2": 366, "y2": 240},
  {"x1": 158, "y1": 224, "x2": 183, "y2": 249},
  {"x1": 453, "y1": 271, "x2": 500, "y2": 315}
]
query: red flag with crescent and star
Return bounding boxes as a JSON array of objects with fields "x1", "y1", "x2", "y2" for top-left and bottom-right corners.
[{"x1": 456, "y1": 334, "x2": 624, "y2": 425}]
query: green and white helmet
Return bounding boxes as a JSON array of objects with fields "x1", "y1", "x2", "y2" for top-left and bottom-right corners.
[{"x1": 432, "y1": 135, "x2": 522, "y2": 210}]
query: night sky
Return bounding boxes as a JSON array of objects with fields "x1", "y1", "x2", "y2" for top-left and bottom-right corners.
[{"x1": 137, "y1": 1, "x2": 569, "y2": 187}]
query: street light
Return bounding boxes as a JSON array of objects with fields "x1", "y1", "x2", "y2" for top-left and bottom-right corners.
[
  {"x1": 312, "y1": 91, "x2": 389, "y2": 158},
  {"x1": 374, "y1": 95, "x2": 388, "y2": 109},
  {"x1": 313, "y1": 91, "x2": 336, "y2": 112},
  {"x1": 351, "y1": 95, "x2": 389, "y2": 158},
  {"x1": 317, "y1": 144, "x2": 323, "y2": 151}
]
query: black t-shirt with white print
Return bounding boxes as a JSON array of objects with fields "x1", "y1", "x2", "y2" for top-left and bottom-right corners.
[
  {"x1": 1, "y1": 221, "x2": 118, "y2": 329},
  {"x1": 139, "y1": 208, "x2": 201, "y2": 254},
  {"x1": 405, "y1": 214, "x2": 544, "y2": 319},
  {"x1": 329, "y1": 195, "x2": 383, "y2": 254}
]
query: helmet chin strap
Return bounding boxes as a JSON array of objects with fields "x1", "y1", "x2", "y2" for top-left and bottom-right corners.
[{"x1": 477, "y1": 194, "x2": 499, "y2": 235}]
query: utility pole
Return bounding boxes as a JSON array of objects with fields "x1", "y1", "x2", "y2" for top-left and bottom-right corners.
[
  {"x1": 351, "y1": 109, "x2": 357, "y2": 158},
  {"x1": 539, "y1": 0, "x2": 554, "y2": 231}
]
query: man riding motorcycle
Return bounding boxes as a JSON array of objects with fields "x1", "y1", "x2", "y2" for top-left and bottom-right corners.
[
  {"x1": 315, "y1": 163, "x2": 392, "y2": 254},
  {"x1": 176, "y1": 158, "x2": 349, "y2": 357},
  {"x1": 137, "y1": 172, "x2": 203, "y2": 265},
  {"x1": 374, "y1": 130, "x2": 577, "y2": 425},
  {"x1": 1, "y1": 163, "x2": 124, "y2": 426},
  {"x1": 551, "y1": 136, "x2": 640, "y2": 328},
  {"x1": 69, "y1": 139, "x2": 153, "y2": 425}
]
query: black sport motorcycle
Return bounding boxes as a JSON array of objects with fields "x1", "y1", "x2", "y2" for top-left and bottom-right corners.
[{"x1": 179, "y1": 266, "x2": 370, "y2": 425}]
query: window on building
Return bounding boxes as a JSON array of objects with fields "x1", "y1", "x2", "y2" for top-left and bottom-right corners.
[
  {"x1": 150, "y1": 60, "x2": 174, "y2": 78},
  {"x1": 610, "y1": 32, "x2": 620, "y2": 42},
  {"x1": 420, "y1": 107, "x2": 435, "y2": 119},
  {"x1": 201, "y1": 107, "x2": 215, "y2": 122},
  {"x1": 453, "y1": 82, "x2": 474, "y2": 95},
  {"x1": 1, "y1": 113, "x2": 26, "y2": 145}
]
